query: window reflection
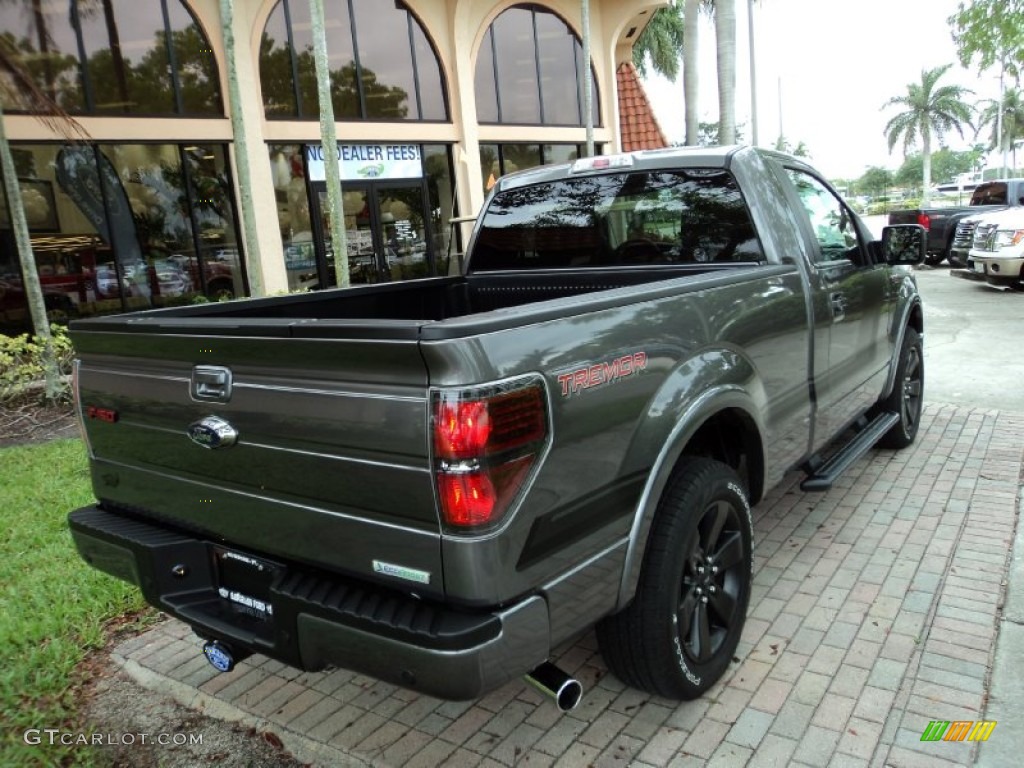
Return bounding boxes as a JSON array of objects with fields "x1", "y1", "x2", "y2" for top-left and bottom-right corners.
[
  {"x1": 0, "y1": 0, "x2": 220, "y2": 117},
  {"x1": 0, "y1": 143, "x2": 245, "y2": 332},
  {"x1": 0, "y1": 2, "x2": 84, "y2": 111},
  {"x1": 475, "y1": 5, "x2": 600, "y2": 127},
  {"x1": 492, "y1": 8, "x2": 541, "y2": 124},
  {"x1": 479, "y1": 144, "x2": 591, "y2": 193},
  {"x1": 260, "y1": 0, "x2": 449, "y2": 122},
  {"x1": 473, "y1": 171, "x2": 763, "y2": 271}
]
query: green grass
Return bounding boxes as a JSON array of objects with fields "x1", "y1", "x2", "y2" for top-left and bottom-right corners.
[{"x1": 0, "y1": 439, "x2": 147, "y2": 767}]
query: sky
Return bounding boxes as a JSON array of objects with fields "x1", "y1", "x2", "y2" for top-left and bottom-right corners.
[{"x1": 640, "y1": 0, "x2": 1004, "y2": 180}]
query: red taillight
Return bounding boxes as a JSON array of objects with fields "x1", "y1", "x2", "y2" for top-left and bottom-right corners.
[
  {"x1": 435, "y1": 400, "x2": 491, "y2": 459},
  {"x1": 917, "y1": 213, "x2": 931, "y2": 230},
  {"x1": 432, "y1": 380, "x2": 548, "y2": 532},
  {"x1": 437, "y1": 471, "x2": 496, "y2": 527}
]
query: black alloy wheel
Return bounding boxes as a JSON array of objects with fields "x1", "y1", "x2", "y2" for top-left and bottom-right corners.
[
  {"x1": 678, "y1": 500, "x2": 746, "y2": 666},
  {"x1": 596, "y1": 457, "x2": 752, "y2": 699}
]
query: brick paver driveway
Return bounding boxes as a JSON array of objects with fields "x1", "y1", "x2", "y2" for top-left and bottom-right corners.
[{"x1": 114, "y1": 403, "x2": 1024, "y2": 767}]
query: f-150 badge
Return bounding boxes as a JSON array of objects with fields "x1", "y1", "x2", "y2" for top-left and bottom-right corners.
[{"x1": 187, "y1": 416, "x2": 238, "y2": 449}]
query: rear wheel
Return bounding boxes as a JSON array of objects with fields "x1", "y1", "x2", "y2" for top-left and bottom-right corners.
[
  {"x1": 923, "y1": 252, "x2": 945, "y2": 267},
  {"x1": 876, "y1": 327, "x2": 923, "y2": 449},
  {"x1": 597, "y1": 457, "x2": 752, "y2": 699}
]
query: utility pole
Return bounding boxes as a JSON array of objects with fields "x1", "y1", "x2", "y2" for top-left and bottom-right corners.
[
  {"x1": 748, "y1": 0, "x2": 758, "y2": 145},
  {"x1": 582, "y1": 0, "x2": 594, "y2": 157},
  {"x1": 777, "y1": 76, "x2": 783, "y2": 144}
]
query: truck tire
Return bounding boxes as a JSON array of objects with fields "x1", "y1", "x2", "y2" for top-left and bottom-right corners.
[
  {"x1": 923, "y1": 251, "x2": 945, "y2": 267},
  {"x1": 876, "y1": 327, "x2": 923, "y2": 449},
  {"x1": 597, "y1": 457, "x2": 752, "y2": 699}
]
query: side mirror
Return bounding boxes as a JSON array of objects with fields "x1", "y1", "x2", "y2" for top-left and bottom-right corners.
[{"x1": 881, "y1": 224, "x2": 926, "y2": 265}]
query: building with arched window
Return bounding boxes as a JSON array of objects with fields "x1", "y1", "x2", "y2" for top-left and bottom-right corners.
[{"x1": 0, "y1": 0, "x2": 668, "y2": 329}]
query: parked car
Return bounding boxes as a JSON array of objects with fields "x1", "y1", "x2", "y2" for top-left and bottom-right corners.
[
  {"x1": 889, "y1": 178, "x2": 1024, "y2": 266},
  {"x1": 0, "y1": 277, "x2": 77, "y2": 330},
  {"x1": 88, "y1": 265, "x2": 129, "y2": 299},
  {"x1": 952, "y1": 207, "x2": 1024, "y2": 290}
]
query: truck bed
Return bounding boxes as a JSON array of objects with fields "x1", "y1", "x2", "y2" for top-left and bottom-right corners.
[{"x1": 70, "y1": 264, "x2": 756, "y2": 340}]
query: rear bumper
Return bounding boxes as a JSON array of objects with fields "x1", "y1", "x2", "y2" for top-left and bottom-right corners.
[{"x1": 68, "y1": 505, "x2": 550, "y2": 700}]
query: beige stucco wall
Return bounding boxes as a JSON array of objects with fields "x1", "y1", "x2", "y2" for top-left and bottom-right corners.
[{"x1": 5, "y1": 0, "x2": 666, "y2": 296}]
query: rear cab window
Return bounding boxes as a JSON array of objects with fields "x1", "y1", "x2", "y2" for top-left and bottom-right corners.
[{"x1": 470, "y1": 170, "x2": 765, "y2": 272}]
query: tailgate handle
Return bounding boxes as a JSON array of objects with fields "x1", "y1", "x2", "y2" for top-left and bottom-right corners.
[{"x1": 191, "y1": 365, "x2": 233, "y2": 403}]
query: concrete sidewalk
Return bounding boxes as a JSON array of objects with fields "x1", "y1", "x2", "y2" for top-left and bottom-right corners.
[{"x1": 110, "y1": 403, "x2": 1024, "y2": 767}]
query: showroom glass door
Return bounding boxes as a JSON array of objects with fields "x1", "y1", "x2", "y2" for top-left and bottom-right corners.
[
  {"x1": 372, "y1": 182, "x2": 434, "y2": 281},
  {"x1": 310, "y1": 180, "x2": 433, "y2": 287}
]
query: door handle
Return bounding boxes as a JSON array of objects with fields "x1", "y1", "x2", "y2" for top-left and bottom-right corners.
[{"x1": 830, "y1": 291, "x2": 847, "y2": 321}]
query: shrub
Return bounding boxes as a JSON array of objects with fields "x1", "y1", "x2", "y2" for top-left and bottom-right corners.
[{"x1": 0, "y1": 326, "x2": 75, "y2": 405}]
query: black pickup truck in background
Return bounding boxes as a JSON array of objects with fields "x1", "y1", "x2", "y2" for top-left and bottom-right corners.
[{"x1": 888, "y1": 178, "x2": 1024, "y2": 266}]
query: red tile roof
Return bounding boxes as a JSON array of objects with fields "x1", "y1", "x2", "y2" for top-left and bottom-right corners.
[{"x1": 616, "y1": 61, "x2": 669, "y2": 152}]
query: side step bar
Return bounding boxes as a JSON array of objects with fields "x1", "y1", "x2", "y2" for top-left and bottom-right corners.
[{"x1": 800, "y1": 412, "x2": 900, "y2": 492}]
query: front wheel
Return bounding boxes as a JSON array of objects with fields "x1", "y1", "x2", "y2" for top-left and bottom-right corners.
[
  {"x1": 596, "y1": 457, "x2": 752, "y2": 699},
  {"x1": 876, "y1": 327, "x2": 924, "y2": 449}
]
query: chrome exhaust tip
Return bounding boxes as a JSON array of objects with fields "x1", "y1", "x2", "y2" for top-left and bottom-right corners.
[{"x1": 525, "y1": 661, "x2": 583, "y2": 711}]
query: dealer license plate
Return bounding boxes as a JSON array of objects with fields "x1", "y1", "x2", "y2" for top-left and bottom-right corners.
[{"x1": 214, "y1": 548, "x2": 279, "y2": 621}]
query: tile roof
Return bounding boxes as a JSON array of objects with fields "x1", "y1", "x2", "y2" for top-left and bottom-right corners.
[{"x1": 616, "y1": 61, "x2": 670, "y2": 152}]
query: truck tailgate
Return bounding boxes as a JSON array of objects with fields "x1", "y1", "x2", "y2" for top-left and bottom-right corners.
[{"x1": 72, "y1": 324, "x2": 442, "y2": 596}]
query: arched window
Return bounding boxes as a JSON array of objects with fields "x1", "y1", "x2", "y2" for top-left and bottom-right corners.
[
  {"x1": 0, "y1": 0, "x2": 221, "y2": 116},
  {"x1": 474, "y1": 4, "x2": 600, "y2": 127},
  {"x1": 260, "y1": 0, "x2": 449, "y2": 122}
]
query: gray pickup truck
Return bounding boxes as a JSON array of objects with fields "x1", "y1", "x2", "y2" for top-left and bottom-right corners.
[{"x1": 68, "y1": 146, "x2": 925, "y2": 711}]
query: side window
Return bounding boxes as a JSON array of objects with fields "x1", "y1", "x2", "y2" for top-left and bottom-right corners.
[{"x1": 786, "y1": 170, "x2": 865, "y2": 267}]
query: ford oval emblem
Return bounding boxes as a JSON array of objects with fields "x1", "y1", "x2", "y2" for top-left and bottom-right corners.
[{"x1": 187, "y1": 416, "x2": 238, "y2": 449}]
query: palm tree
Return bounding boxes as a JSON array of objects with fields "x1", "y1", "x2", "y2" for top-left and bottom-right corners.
[
  {"x1": 978, "y1": 88, "x2": 1024, "y2": 173},
  {"x1": 683, "y1": 0, "x2": 708, "y2": 145},
  {"x1": 630, "y1": 1, "x2": 704, "y2": 145},
  {"x1": 882, "y1": 64, "x2": 974, "y2": 206},
  {"x1": 632, "y1": 1, "x2": 684, "y2": 80},
  {"x1": 219, "y1": 0, "x2": 264, "y2": 296},
  {"x1": 714, "y1": 0, "x2": 736, "y2": 144},
  {"x1": 308, "y1": 0, "x2": 349, "y2": 287}
]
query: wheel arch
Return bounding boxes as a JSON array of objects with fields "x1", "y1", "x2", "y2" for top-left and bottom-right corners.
[
  {"x1": 615, "y1": 387, "x2": 765, "y2": 610},
  {"x1": 883, "y1": 298, "x2": 924, "y2": 400}
]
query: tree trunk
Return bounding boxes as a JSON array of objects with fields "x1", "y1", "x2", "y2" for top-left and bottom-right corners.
[
  {"x1": 716, "y1": 0, "x2": 737, "y2": 145},
  {"x1": 921, "y1": 127, "x2": 932, "y2": 207},
  {"x1": 309, "y1": 0, "x2": 350, "y2": 287},
  {"x1": 0, "y1": 101, "x2": 61, "y2": 399},
  {"x1": 683, "y1": 0, "x2": 700, "y2": 145},
  {"x1": 101, "y1": 0, "x2": 130, "y2": 111},
  {"x1": 219, "y1": 0, "x2": 263, "y2": 296}
]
